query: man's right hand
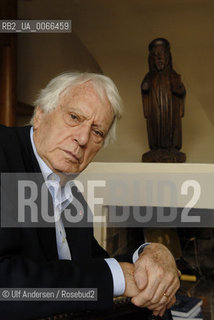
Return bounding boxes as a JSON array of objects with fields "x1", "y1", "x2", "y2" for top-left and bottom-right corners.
[{"x1": 119, "y1": 261, "x2": 177, "y2": 317}]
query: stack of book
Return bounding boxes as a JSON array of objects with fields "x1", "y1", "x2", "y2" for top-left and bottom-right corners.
[{"x1": 171, "y1": 295, "x2": 203, "y2": 320}]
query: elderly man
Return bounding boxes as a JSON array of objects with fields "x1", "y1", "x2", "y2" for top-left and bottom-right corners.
[{"x1": 0, "y1": 72, "x2": 179, "y2": 320}]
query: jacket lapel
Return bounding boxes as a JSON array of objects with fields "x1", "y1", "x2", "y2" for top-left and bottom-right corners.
[
  {"x1": 17, "y1": 126, "x2": 59, "y2": 260},
  {"x1": 16, "y1": 126, "x2": 93, "y2": 261}
]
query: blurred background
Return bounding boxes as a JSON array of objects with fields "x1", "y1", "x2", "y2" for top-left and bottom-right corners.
[{"x1": 1, "y1": 0, "x2": 214, "y2": 163}]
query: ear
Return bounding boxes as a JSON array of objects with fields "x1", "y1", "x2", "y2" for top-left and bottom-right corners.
[{"x1": 33, "y1": 106, "x2": 45, "y2": 129}]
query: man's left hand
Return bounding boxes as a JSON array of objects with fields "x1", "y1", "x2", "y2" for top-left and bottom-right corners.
[{"x1": 131, "y1": 243, "x2": 180, "y2": 315}]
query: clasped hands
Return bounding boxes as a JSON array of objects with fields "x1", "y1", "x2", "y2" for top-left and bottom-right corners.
[{"x1": 119, "y1": 243, "x2": 180, "y2": 317}]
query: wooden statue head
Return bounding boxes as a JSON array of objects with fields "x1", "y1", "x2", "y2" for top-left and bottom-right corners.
[{"x1": 148, "y1": 38, "x2": 172, "y2": 72}]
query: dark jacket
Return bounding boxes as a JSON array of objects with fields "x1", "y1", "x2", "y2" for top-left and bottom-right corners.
[{"x1": 0, "y1": 125, "x2": 113, "y2": 320}]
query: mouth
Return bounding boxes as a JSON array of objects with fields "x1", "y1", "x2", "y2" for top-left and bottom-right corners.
[
  {"x1": 157, "y1": 61, "x2": 164, "y2": 68},
  {"x1": 62, "y1": 149, "x2": 80, "y2": 163}
]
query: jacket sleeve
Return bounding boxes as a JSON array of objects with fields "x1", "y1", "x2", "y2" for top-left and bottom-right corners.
[
  {"x1": 0, "y1": 227, "x2": 113, "y2": 320},
  {"x1": 0, "y1": 126, "x2": 114, "y2": 320}
]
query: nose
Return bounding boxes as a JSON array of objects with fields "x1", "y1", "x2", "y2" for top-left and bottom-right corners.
[
  {"x1": 157, "y1": 53, "x2": 163, "y2": 60},
  {"x1": 74, "y1": 123, "x2": 91, "y2": 147}
]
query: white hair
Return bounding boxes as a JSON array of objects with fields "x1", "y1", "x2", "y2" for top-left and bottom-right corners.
[{"x1": 31, "y1": 71, "x2": 123, "y2": 146}]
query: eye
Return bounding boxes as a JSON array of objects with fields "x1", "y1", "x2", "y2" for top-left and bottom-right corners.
[
  {"x1": 70, "y1": 113, "x2": 78, "y2": 121},
  {"x1": 93, "y1": 129, "x2": 104, "y2": 138}
]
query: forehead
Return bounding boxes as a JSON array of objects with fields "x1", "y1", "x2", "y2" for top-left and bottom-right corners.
[
  {"x1": 60, "y1": 82, "x2": 105, "y2": 107},
  {"x1": 152, "y1": 45, "x2": 166, "y2": 53},
  {"x1": 59, "y1": 81, "x2": 114, "y2": 126}
]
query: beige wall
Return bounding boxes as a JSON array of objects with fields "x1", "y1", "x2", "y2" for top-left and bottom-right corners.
[
  {"x1": 17, "y1": 33, "x2": 102, "y2": 105},
  {"x1": 18, "y1": 0, "x2": 214, "y2": 163}
]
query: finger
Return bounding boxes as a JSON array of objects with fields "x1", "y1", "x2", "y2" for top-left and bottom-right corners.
[
  {"x1": 149, "y1": 273, "x2": 180, "y2": 309},
  {"x1": 145, "y1": 294, "x2": 171, "y2": 311},
  {"x1": 131, "y1": 287, "x2": 169, "y2": 310},
  {"x1": 131, "y1": 285, "x2": 163, "y2": 308},
  {"x1": 143, "y1": 279, "x2": 178, "y2": 311},
  {"x1": 132, "y1": 270, "x2": 173, "y2": 308},
  {"x1": 163, "y1": 276, "x2": 180, "y2": 306},
  {"x1": 159, "y1": 306, "x2": 167, "y2": 317},
  {"x1": 153, "y1": 306, "x2": 166, "y2": 317},
  {"x1": 134, "y1": 264, "x2": 165, "y2": 300},
  {"x1": 132, "y1": 278, "x2": 178, "y2": 310},
  {"x1": 146, "y1": 298, "x2": 175, "y2": 317},
  {"x1": 147, "y1": 273, "x2": 174, "y2": 305},
  {"x1": 131, "y1": 290, "x2": 150, "y2": 308},
  {"x1": 131, "y1": 282, "x2": 160, "y2": 307},
  {"x1": 139, "y1": 273, "x2": 177, "y2": 309},
  {"x1": 149, "y1": 295, "x2": 176, "y2": 311},
  {"x1": 166, "y1": 295, "x2": 176, "y2": 309}
]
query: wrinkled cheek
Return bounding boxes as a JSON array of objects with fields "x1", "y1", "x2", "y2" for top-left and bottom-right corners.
[
  {"x1": 89, "y1": 147, "x2": 101, "y2": 160},
  {"x1": 81, "y1": 150, "x2": 98, "y2": 168}
]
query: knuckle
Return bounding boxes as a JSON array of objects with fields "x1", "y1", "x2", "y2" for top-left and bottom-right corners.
[
  {"x1": 132, "y1": 299, "x2": 142, "y2": 307},
  {"x1": 156, "y1": 267, "x2": 165, "y2": 277},
  {"x1": 144, "y1": 292, "x2": 153, "y2": 302},
  {"x1": 163, "y1": 275, "x2": 171, "y2": 284},
  {"x1": 166, "y1": 272, "x2": 174, "y2": 282},
  {"x1": 148, "y1": 305, "x2": 156, "y2": 310},
  {"x1": 151, "y1": 305, "x2": 162, "y2": 311},
  {"x1": 151, "y1": 296, "x2": 159, "y2": 304}
]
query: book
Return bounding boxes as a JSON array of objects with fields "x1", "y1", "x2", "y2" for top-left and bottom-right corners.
[
  {"x1": 173, "y1": 307, "x2": 203, "y2": 320},
  {"x1": 171, "y1": 295, "x2": 203, "y2": 318}
]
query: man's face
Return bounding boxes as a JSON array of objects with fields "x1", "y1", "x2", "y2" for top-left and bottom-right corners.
[{"x1": 33, "y1": 82, "x2": 114, "y2": 174}]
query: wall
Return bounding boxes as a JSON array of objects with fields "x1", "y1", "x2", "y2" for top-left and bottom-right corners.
[
  {"x1": 17, "y1": 0, "x2": 214, "y2": 163},
  {"x1": 17, "y1": 33, "x2": 102, "y2": 107},
  {"x1": 70, "y1": 0, "x2": 214, "y2": 164},
  {"x1": 17, "y1": 0, "x2": 102, "y2": 106}
]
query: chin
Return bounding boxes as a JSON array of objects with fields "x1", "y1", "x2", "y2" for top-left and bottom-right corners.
[
  {"x1": 52, "y1": 162, "x2": 80, "y2": 174},
  {"x1": 62, "y1": 166, "x2": 80, "y2": 174}
]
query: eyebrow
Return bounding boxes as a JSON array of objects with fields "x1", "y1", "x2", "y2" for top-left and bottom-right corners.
[
  {"x1": 92, "y1": 124, "x2": 106, "y2": 132},
  {"x1": 66, "y1": 106, "x2": 108, "y2": 132}
]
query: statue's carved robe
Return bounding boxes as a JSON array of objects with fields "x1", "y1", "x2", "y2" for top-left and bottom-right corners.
[{"x1": 141, "y1": 69, "x2": 185, "y2": 150}]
